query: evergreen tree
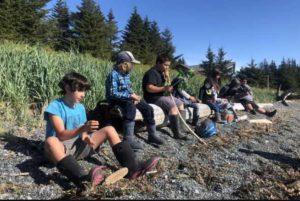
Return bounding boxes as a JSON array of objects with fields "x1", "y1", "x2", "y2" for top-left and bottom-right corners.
[
  {"x1": 51, "y1": 0, "x2": 72, "y2": 51},
  {"x1": 72, "y1": 0, "x2": 110, "y2": 59},
  {"x1": 120, "y1": 7, "x2": 144, "y2": 61},
  {"x1": 0, "y1": 0, "x2": 50, "y2": 43},
  {"x1": 201, "y1": 46, "x2": 216, "y2": 77},
  {"x1": 160, "y1": 28, "x2": 175, "y2": 59},
  {"x1": 0, "y1": 0, "x2": 17, "y2": 40},
  {"x1": 278, "y1": 58, "x2": 299, "y2": 90},
  {"x1": 105, "y1": 9, "x2": 119, "y2": 60},
  {"x1": 215, "y1": 48, "x2": 234, "y2": 79}
]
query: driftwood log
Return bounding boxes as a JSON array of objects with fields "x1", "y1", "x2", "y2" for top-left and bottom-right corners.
[{"x1": 135, "y1": 103, "x2": 274, "y2": 127}]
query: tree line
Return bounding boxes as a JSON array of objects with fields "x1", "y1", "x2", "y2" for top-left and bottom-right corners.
[
  {"x1": 0, "y1": 0, "x2": 175, "y2": 64},
  {"x1": 198, "y1": 47, "x2": 300, "y2": 91},
  {"x1": 1, "y1": 0, "x2": 299, "y2": 91}
]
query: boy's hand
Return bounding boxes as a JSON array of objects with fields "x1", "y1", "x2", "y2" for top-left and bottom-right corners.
[
  {"x1": 81, "y1": 133, "x2": 95, "y2": 147},
  {"x1": 164, "y1": 85, "x2": 173, "y2": 92},
  {"x1": 131, "y1": 93, "x2": 141, "y2": 102},
  {"x1": 84, "y1": 120, "x2": 99, "y2": 133},
  {"x1": 190, "y1": 96, "x2": 197, "y2": 103}
]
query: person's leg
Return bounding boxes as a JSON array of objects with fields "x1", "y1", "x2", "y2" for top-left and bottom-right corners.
[
  {"x1": 91, "y1": 125, "x2": 121, "y2": 148},
  {"x1": 112, "y1": 140, "x2": 160, "y2": 179},
  {"x1": 155, "y1": 96, "x2": 187, "y2": 140},
  {"x1": 190, "y1": 103, "x2": 200, "y2": 125},
  {"x1": 207, "y1": 102, "x2": 222, "y2": 122},
  {"x1": 111, "y1": 100, "x2": 142, "y2": 150},
  {"x1": 250, "y1": 101, "x2": 277, "y2": 117},
  {"x1": 44, "y1": 137, "x2": 90, "y2": 188},
  {"x1": 136, "y1": 100, "x2": 164, "y2": 145}
]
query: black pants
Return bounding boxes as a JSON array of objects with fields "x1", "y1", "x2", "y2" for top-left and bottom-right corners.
[{"x1": 110, "y1": 99, "x2": 155, "y2": 125}]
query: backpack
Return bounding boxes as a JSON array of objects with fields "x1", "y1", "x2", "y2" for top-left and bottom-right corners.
[{"x1": 195, "y1": 118, "x2": 217, "y2": 138}]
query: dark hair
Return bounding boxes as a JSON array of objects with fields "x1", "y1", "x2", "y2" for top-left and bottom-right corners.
[
  {"x1": 212, "y1": 69, "x2": 222, "y2": 78},
  {"x1": 155, "y1": 54, "x2": 171, "y2": 64},
  {"x1": 210, "y1": 69, "x2": 222, "y2": 91},
  {"x1": 58, "y1": 71, "x2": 91, "y2": 94}
]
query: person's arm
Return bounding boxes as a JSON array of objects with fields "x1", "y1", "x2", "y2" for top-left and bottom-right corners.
[
  {"x1": 108, "y1": 72, "x2": 132, "y2": 100},
  {"x1": 48, "y1": 114, "x2": 98, "y2": 141},
  {"x1": 178, "y1": 89, "x2": 191, "y2": 100},
  {"x1": 146, "y1": 84, "x2": 170, "y2": 93}
]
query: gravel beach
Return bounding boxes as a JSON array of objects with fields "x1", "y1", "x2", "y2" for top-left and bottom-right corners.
[{"x1": 0, "y1": 100, "x2": 299, "y2": 200}]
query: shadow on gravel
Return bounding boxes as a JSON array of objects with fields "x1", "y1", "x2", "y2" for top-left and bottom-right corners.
[
  {"x1": 2, "y1": 134, "x2": 74, "y2": 190},
  {"x1": 239, "y1": 148, "x2": 300, "y2": 169}
]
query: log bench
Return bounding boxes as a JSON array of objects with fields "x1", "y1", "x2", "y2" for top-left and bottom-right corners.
[{"x1": 134, "y1": 103, "x2": 274, "y2": 127}]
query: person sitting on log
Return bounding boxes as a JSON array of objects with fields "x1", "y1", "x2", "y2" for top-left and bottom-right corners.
[
  {"x1": 142, "y1": 54, "x2": 188, "y2": 140},
  {"x1": 199, "y1": 69, "x2": 238, "y2": 123},
  {"x1": 171, "y1": 64, "x2": 201, "y2": 126},
  {"x1": 105, "y1": 51, "x2": 164, "y2": 151},
  {"x1": 233, "y1": 75, "x2": 277, "y2": 117}
]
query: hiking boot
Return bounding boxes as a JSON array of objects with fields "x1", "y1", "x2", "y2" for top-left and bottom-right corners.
[
  {"x1": 266, "y1": 109, "x2": 277, "y2": 117},
  {"x1": 250, "y1": 110, "x2": 257, "y2": 115},
  {"x1": 88, "y1": 166, "x2": 106, "y2": 186},
  {"x1": 147, "y1": 124, "x2": 164, "y2": 145}
]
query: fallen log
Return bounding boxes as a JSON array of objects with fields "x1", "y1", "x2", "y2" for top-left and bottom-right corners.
[{"x1": 135, "y1": 103, "x2": 212, "y2": 126}]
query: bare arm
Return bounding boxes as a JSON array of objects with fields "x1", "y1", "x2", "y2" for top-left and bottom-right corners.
[
  {"x1": 49, "y1": 114, "x2": 98, "y2": 141},
  {"x1": 146, "y1": 84, "x2": 172, "y2": 93}
]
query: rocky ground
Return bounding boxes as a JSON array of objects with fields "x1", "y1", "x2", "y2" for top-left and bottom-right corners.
[{"x1": 0, "y1": 100, "x2": 300, "y2": 200}]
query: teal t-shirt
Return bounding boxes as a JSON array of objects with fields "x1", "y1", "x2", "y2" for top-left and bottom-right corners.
[{"x1": 44, "y1": 98, "x2": 87, "y2": 139}]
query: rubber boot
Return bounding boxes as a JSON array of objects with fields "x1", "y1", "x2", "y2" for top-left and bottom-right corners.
[
  {"x1": 147, "y1": 124, "x2": 164, "y2": 145},
  {"x1": 123, "y1": 121, "x2": 142, "y2": 150},
  {"x1": 169, "y1": 114, "x2": 187, "y2": 140},
  {"x1": 179, "y1": 110, "x2": 190, "y2": 133},
  {"x1": 56, "y1": 155, "x2": 88, "y2": 189},
  {"x1": 112, "y1": 141, "x2": 159, "y2": 179},
  {"x1": 266, "y1": 109, "x2": 277, "y2": 117},
  {"x1": 214, "y1": 112, "x2": 224, "y2": 123}
]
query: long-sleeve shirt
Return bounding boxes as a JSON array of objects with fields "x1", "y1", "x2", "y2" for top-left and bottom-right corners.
[{"x1": 105, "y1": 68, "x2": 133, "y2": 101}]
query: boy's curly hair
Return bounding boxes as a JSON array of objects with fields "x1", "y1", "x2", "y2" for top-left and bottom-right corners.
[{"x1": 58, "y1": 71, "x2": 91, "y2": 94}]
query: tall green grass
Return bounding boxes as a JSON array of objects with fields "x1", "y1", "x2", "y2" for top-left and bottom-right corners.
[{"x1": 0, "y1": 41, "x2": 277, "y2": 127}]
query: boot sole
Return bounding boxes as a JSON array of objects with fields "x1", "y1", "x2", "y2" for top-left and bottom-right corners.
[{"x1": 103, "y1": 167, "x2": 128, "y2": 185}]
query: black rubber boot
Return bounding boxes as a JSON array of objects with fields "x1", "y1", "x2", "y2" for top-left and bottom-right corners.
[
  {"x1": 266, "y1": 109, "x2": 277, "y2": 117},
  {"x1": 214, "y1": 112, "x2": 224, "y2": 123},
  {"x1": 147, "y1": 124, "x2": 164, "y2": 145},
  {"x1": 169, "y1": 115, "x2": 187, "y2": 140},
  {"x1": 112, "y1": 141, "x2": 159, "y2": 179},
  {"x1": 179, "y1": 110, "x2": 190, "y2": 133},
  {"x1": 56, "y1": 155, "x2": 88, "y2": 189},
  {"x1": 123, "y1": 121, "x2": 143, "y2": 150}
]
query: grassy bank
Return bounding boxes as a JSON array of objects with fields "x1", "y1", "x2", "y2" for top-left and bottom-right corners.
[{"x1": 0, "y1": 41, "x2": 277, "y2": 127}]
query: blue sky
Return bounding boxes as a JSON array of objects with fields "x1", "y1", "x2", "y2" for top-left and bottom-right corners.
[{"x1": 47, "y1": 0, "x2": 300, "y2": 70}]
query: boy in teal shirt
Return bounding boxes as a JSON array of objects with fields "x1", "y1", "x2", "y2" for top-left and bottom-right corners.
[{"x1": 44, "y1": 72, "x2": 159, "y2": 189}]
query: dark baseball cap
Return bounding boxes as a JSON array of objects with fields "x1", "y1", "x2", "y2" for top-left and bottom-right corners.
[{"x1": 116, "y1": 51, "x2": 141, "y2": 64}]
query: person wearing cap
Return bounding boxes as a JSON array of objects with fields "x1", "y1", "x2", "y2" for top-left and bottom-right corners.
[
  {"x1": 235, "y1": 75, "x2": 277, "y2": 117},
  {"x1": 142, "y1": 54, "x2": 188, "y2": 140},
  {"x1": 105, "y1": 51, "x2": 165, "y2": 151}
]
